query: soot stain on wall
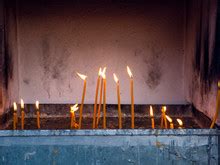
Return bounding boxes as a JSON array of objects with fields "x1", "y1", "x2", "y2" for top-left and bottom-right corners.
[
  {"x1": 3, "y1": 0, "x2": 18, "y2": 90},
  {"x1": 193, "y1": 1, "x2": 220, "y2": 103},
  {"x1": 193, "y1": 0, "x2": 219, "y2": 99},
  {"x1": 41, "y1": 36, "x2": 51, "y2": 98},
  {"x1": 23, "y1": 78, "x2": 30, "y2": 85},
  {"x1": 40, "y1": 35, "x2": 71, "y2": 98},
  {"x1": 210, "y1": 0, "x2": 220, "y2": 81},
  {"x1": 143, "y1": 43, "x2": 163, "y2": 89}
]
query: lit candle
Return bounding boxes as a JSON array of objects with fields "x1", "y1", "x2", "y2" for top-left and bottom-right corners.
[
  {"x1": 77, "y1": 72, "x2": 87, "y2": 129},
  {"x1": 21, "y1": 99, "x2": 25, "y2": 130},
  {"x1": 127, "y1": 66, "x2": 135, "y2": 129},
  {"x1": 166, "y1": 115, "x2": 174, "y2": 129},
  {"x1": 176, "y1": 118, "x2": 183, "y2": 129},
  {"x1": 160, "y1": 106, "x2": 167, "y2": 129},
  {"x1": 102, "y1": 72, "x2": 107, "y2": 129},
  {"x1": 210, "y1": 81, "x2": 220, "y2": 128},
  {"x1": 13, "y1": 102, "x2": 17, "y2": 130},
  {"x1": 35, "y1": 101, "x2": 40, "y2": 129},
  {"x1": 149, "y1": 106, "x2": 155, "y2": 129},
  {"x1": 70, "y1": 104, "x2": 79, "y2": 129},
  {"x1": 113, "y1": 73, "x2": 122, "y2": 129},
  {"x1": 93, "y1": 68, "x2": 102, "y2": 129},
  {"x1": 96, "y1": 67, "x2": 106, "y2": 128}
]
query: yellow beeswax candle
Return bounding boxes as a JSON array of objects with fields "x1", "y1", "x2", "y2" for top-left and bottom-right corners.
[
  {"x1": 150, "y1": 106, "x2": 155, "y2": 129},
  {"x1": 93, "y1": 68, "x2": 102, "y2": 129},
  {"x1": 114, "y1": 73, "x2": 122, "y2": 129},
  {"x1": 127, "y1": 66, "x2": 134, "y2": 129},
  {"x1": 76, "y1": 72, "x2": 87, "y2": 129}
]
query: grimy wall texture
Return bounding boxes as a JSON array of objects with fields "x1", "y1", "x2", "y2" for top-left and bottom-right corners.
[
  {"x1": 1, "y1": 0, "x2": 219, "y2": 123},
  {"x1": 6, "y1": 0, "x2": 185, "y2": 104}
]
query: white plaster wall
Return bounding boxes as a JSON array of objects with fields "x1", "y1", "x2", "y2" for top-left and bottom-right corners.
[{"x1": 16, "y1": 0, "x2": 185, "y2": 104}]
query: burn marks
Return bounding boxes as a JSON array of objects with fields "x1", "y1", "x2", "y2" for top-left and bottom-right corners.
[
  {"x1": 41, "y1": 36, "x2": 51, "y2": 98},
  {"x1": 193, "y1": 0, "x2": 220, "y2": 96},
  {"x1": 141, "y1": 44, "x2": 163, "y2": 89},
  {"x1": 40, "y1": 35, "x2": 70, "y2": 98}
]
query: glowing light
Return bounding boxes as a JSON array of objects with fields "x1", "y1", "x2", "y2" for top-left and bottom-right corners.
[
  {"x1": 77, "y1": 72, "x2": 87, "y2": 80},
  {"x1": 113, "y1": 73, "x2": 119, "y2": 83},
  {"x1": 98, "y1": 68, "x2": 102, "y2": 76},
  {"x1": 126, "y1": 66, "x2": 133, "y2": 78},
  {"x1": 21, "y1": 99, "x2": 24, "y2": 109},
  {"x1": 13, "y1": 102, "x2": 17, "y2": 111},
  {"x1": 166, "y1": 115, "x2": 172, "y2": 123},
  {"x1": 102, "y1": 67, "x2": 107, "y2": 75},
  {"x1": 162, "y1": 106, "x2": 166, "y2": 112},
  {"x1": 70, "y1": 104, "x2": 79, "y2": 112},
  {"x1": 176, "y1": 118, "x2": 183, "y2": 126},
  {"x1": 36, "y1": 101, "x2": 39, "y2": 109},
  {"x1": 150, "y1": 106, "x2": 154, "y2": 117}
]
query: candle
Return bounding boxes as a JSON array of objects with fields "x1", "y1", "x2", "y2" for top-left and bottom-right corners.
[
  {"x1": 127, "y1": 66, "x2": 135, "y2": 129},
  {"x1": 160, "y1": 106, "x2": 167, "y2": 129},
  {"x1": 70, "y1": 104, "x2": 79, "y2": 129},
  {"x1": 113, "y1": 73, "x2": 122, "y2": 129},
  {"x1": 210, "y1": 81, "x2": 220, "y2": 128},
  {"x1": 166, "y1": 115, "x2": 174, "y2": 129},
  {"x1": 21, "y1": 99, "x2": 25, "y2": 130},
  {"x1": 96, "y1": 67, "x2": 106, "y2": 128},
  {"x1": 35, "y1": 101, "x2": 40, "y2": 129},
  {"x1": 176, "y1": 118, "x2": 183, "y2": 129},
  {"x1": 93, "y1": 68, "x2": 102, "y2": 129},
  {"x1": 77, "y1": 72, "x2": 87, "y2": 129},
  {"x1": 102, "y1": 72, "x2": 107, "y2": 129},
  {"x1": 149, "y1": 106, "x2": 155, "y2": 129},
  {"x1": 96, "y1": 75, "x2": 103, "y2": 128},
  {"x1": 13, "y1": 102, "x2": 17, "y2": 130}
]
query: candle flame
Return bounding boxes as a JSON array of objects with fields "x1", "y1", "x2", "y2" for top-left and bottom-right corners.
[
  {"x1": 101, "y1": 72, "x2": 106, "y2": 79},
  {"x1": 70, "y1": 104, "x2": 79, "y2": 112},
  {"x1": 21, "y1": 99, "x2": 24, "y2": 109},
  {"x1": 77, "y1": 72, "x2": 87, "y2": 80},
  {"x1": 13, "y1": 102, "x2": 17, "y2": 111},
  {"x1": 98, "y1": 68, "x2": 102, "y2": 76},
  {"x1": 166, "y1": 115, "x2": 172, "y2": 123},
  {"x1": 218, "y1": 81, "x2": 220, "y2": 88},
  {"x1": 150, "y1": 106, "x2": 154, "y2": 117},
  {"x1": 35, "y1": 101, "x2": 39, "y2": 109},
  {"x1": 176, "y1": 118, "x2": 183, "y2": 126},
  {"x1": 127, "y1": 66, "x2": 133, "y2": 78},
  {"x1": 113, "y1": 73, "x2": 119, "y2": 83},
  {"x1": 102, "y1": 67, "x2": 107, "y2": 75},
  {"x1": 162, "y1": 106, "x2": 166, "y2": 112},
  {"x1": 101, "y1": 67, "x2": 106, "y2": 79}
]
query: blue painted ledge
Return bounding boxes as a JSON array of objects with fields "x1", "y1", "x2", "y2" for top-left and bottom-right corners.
[{"x1": 0, "y1": 129, "x2": 219, "y2": 165}]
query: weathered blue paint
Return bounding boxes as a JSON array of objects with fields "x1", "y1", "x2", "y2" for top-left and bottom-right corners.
[{"x1": 0, "y1": 129, "x2": 219, "y2": 165}]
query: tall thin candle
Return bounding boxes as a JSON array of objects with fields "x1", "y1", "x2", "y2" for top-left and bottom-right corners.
[
  {"x1": 127, "y1": 66, "x2": 134, "y2": 129},
  {"x1": 96, "y1": 67, "x2": 106, "y2": 128},
  {"x1": 113, "y1": 73, "x2": 122, "y2": 129},
  {"x1": 102, "y1": 72, "x2": 107, "y2": 129},
  {"x1": 93, "y1": 68, "x2": 102, "y2": 129},
  {"x1": 77, "y1": 72, "x2": 87, "y2": 129}
]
